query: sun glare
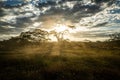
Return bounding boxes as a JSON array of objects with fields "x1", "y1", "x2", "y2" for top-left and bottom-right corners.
[
  {"x1": 54, "y1": 24, "x2": 68, "y2": 33},
  {"x1": 48, "y1": 23, "x2": 90, "y2": 41}
]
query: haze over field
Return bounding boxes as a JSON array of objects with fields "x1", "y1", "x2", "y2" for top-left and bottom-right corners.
[
  {"x1": 0, "y1": 1, "x2": 120, "y2": 80},
  {"x1": 0, "y1": 0, "x2": 120, "y2": 41}
]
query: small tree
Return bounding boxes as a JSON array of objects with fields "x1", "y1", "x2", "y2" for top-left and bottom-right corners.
[
  {"x1": 109, "y1": 32, "x2": 120, "y2": 41},
  {"x1": 50, "y1": 30, "x2": 68, "y2": 42}
]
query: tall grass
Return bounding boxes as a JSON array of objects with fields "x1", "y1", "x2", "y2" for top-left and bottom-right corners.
[{"x1": 0, "y1": 41, "x2": 120, "y2": 80}]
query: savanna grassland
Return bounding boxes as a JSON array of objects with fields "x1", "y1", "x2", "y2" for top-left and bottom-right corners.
[{"x1": 0, "y1": 40, "x2": 120, "y2": 80}]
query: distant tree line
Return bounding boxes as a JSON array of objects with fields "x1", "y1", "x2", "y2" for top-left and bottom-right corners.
[{"x1": 109, "y1": 32, "x2": 120, "y2": 41}]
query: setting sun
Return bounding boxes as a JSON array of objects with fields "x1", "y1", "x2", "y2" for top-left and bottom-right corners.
[{"x1": 53, "y1": 24, "x2": 68, "y2": 32}]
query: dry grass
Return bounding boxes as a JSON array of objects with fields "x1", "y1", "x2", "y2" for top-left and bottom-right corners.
[{"x1": 0, "y1": 41, "x2": 120, "y2": 80}]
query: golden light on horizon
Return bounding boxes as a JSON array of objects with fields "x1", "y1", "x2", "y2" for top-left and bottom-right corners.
[{"x1": 54, "y1": 24, "x2": 68, "y2": 33}]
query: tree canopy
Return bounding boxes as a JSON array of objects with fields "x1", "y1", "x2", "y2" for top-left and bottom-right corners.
[{"x1": 19, "y1": 29, "x2": 49, "y2": 42}]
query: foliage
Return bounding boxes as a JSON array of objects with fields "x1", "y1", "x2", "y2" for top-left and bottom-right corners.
[
  {"x1": 19, "y1": 29, "x2": 49, "y2": 42},
  {"x1": 50, "y1": 30, "x2": 69, "y2": 42},
  {"x1": 109, "y1": 32, "x2": 120, "y2": 41},
  {"x1": 0, "y1": 37, "x2": 120, "y2": 80}
]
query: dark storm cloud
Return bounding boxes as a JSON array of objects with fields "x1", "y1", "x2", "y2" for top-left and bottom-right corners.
[
  {"x1": 0, "y1": 16, "x2": 33, "y2": 28},
  {"x1": 0, "y1": 21, "x2": 12, "y2": 26},
  {"x1": 71, "y1": 2, "x2": 100, "y2": 13},
  {"x1": 15, "y1": 17, "x2": 33, "y2": 27},
  {"x1": 0, "y1": 14, "x2": 34, "y2": 35},
  {"x1": 0, "y1": 22, "x2": 24, "y2": 35},
  {"x1": 41, "y1": 1, "x2": 101, "y2": 23},
  {"x1": 67, "y1": 3, "x2": 101, "y2": 22}
]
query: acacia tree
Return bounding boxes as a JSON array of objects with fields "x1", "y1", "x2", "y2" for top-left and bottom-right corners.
[
  {"x1": 19, "y1": 29, "x2": 49, "y2": 42},
  {"x1": 50, "y1": 30, "x2": 69, "y2": 42},
  {"x1": 32, "y1": 29, "x2": 49, "y2": 42}
]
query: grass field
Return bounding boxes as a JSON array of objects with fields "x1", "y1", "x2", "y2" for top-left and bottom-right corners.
[{"x1": 0, "y1": 41, "x2": 120, "y2": 80}]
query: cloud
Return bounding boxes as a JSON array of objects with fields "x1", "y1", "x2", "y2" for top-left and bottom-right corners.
[{"x1": 0, "y1": 0, "x2": 120, "y2": 41}]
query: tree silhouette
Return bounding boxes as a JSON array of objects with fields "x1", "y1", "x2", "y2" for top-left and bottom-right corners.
[
  {"x1": 109, "y1": 32, "x2": 120, "y2": 41},
  {"x1": 32, "y1": 29, "x2": 49, "y2": 42},
  {"x1": 19, "y1": 29, "x2": 49, "y2": 42},
  {"x1": 50, "y1": 30, "x2": 69, "y2": 42}
]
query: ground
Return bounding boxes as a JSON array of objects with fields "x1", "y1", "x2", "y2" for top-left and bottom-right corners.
[{"x1": 0, "y1": 41, "x2": 120, "y2": 80}]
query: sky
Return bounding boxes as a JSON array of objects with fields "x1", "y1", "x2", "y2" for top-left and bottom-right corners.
[{"x1": 0, "y1": 0, "x2": 120, "y2": 41}]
